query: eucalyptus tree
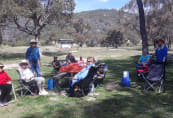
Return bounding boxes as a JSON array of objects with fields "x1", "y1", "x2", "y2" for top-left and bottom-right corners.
[
  {"x1": 4, "y1": 0, "x2": 75, "y2": 41},
  {"x1": 124, "y1": 0, "x2": 173, "y2": 49}
]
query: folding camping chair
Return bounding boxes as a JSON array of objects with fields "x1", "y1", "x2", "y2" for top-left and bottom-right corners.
[
  {"x1": 94, "y1": 63, "x2": 108, "y2": 87},
  {"x1": 136, "y1": 58, "x2": 152, "y2": 80},
  {"x1": 73, "y1": 66, "x2": 98, "y2": 97},
  {"x1": 16, "y1": 70, "x2": 37, "y2": 97},
  {"x1": 143, "y1": 64, "x2": 165, "y2": 93}
]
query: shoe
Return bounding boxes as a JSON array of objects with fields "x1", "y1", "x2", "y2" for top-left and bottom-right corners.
[
  {"x1": 42, "y1": 90, "x2": 48, "y2": 95},
  {"x1": 0, "y1": 103, "x2": 4, "y2": 107},
  {"x1": 3, "y1": 102, "x2": 8, "y2": 106},
  {"x1": 39, "y1": 91, "x2": 44, "y2": 96}
]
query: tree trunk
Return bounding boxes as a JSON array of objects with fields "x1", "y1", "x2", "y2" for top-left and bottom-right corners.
[
  {"x1": 137, "y1": 0, "x2": 149, "y2": 54},
  {"x1": 0, "y1": 27, "x2": 3, "y2": 45}
]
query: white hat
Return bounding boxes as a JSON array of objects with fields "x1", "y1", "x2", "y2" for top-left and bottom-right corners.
[
  {"x1": 30, "y1": 39, "x2": 37, "y2": 43},
  {"x1": 20, "y1": 60, "x2": 28, "y2": 65},
  {"x1": 0, "y1": 63, "x2": 4, "y2": 67}
]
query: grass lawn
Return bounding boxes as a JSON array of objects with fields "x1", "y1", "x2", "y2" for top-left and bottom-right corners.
[{"x1": 0, "y1": 46, "x2": 173, "y2": 118}]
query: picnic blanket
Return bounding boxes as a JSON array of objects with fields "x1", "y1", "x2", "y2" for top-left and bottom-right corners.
[{"x1": 59, "y1": 62, "x2": 88, "y2": 73}]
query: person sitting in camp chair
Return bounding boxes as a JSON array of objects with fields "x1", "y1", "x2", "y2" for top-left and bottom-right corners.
[
  {"x1": 52, "y1": 56, "x2": 61, "y2": 72},
  {"x1": 65, "y1": 52, "x2": 76, "y2": 65},
  {"x1": 94, "y1": 63, "x2": 108, "y2": 88},
  {"x1": 136, "y1": 49, "x2": 151, "y2": 69},
  {"x1": 18, "y1": 60, "x2": 48, "y2": 96},
  {"x1": 69, "y1": 57, "x2": 95, "y2": 96},
  {"x1": 0, "y1": 63, "x2": 12, "y2": 107}
]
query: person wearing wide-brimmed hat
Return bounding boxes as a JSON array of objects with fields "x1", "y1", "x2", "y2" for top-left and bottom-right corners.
[
  {"x1": 155, "y1": 38, "x2": 168, "y2": 63},
  {"x1": 26, "y1": 39, "x2": 42, "y2": 77},
  {"x1": 18, "y1": 60, "x2": 48, "y2": 95},
  {"x1": 0, "y1": 63, "x2": 12, "y2": 107}
]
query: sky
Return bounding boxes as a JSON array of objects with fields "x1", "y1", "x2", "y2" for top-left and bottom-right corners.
[{"x1": 75, "y1": 0, "x2": 131, "y2": 13}]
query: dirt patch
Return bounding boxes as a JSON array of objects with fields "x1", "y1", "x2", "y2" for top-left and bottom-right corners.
[
  {"x1": 88, "y1": 92, "x2": 100, "y2": 96},
  {"x1": 104, "y1": 81, "x2": 119, "y2": 91},
  {"x1": 49, "y1": 97, "x2": 59, "y2": 101},
  {"x1": 85, "y1": 97, "x2": 96, "y2": 102},
  {"x1": 48, "y1": 90, "x2": 68, "y2": 97},
  {"x1": 4, "y1": 64, "x2": 19, "y2": 69}
]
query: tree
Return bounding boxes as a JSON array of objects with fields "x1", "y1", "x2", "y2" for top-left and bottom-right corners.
[
  {"x1": 136, "y1": 0, "x2": 148, "y2": 54},
  {"x1": 104, "y1": 29, "x2": 124, "y2": 48},
  {"x1": 4, "y1": 0, "x2": 75, "y2": 40},
  {"x1": 124, "y1": 0, "x2": 173, "y2": 49},
  {"x1": 74, "y1": 33, "x2": 85, "y2": 47},
  {"x1": 0, "y1": 0, "x2": 9, "y2": 45},
  {"x1": 72, "y1": 18, "x2": 91, "y2": 47}
]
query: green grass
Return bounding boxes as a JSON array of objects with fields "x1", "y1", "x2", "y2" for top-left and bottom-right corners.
[{"x1": 0, "y1": 47, "x2": 173, "y2": 118}]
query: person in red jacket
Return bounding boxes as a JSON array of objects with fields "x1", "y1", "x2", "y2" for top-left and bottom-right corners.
[{"x1": 0, "y1": 63, "x2": 12, "y2": 107}]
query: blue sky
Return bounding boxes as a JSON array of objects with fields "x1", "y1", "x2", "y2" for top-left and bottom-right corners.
[{"x1": 75, "y1": 0, "x2": 131, "y2": 12}]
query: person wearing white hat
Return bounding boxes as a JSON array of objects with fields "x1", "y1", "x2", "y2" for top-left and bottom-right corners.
[
  {"x1": 0, "y1": 63, "x2": 12, "y2": 107},
  {"x1": 26, "y1": 39, "x2": 42, "y2": 77},
  {"x1": 18, "y1": 60, "x2": 48, "y2": 95}
]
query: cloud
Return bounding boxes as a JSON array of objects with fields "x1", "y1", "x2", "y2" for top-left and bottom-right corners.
[{"x1": 96, "y1": 0, "x2": 109, "y2": 3}]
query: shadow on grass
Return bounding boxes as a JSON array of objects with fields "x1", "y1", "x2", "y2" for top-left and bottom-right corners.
[
  {"x1": 20, "y1": 55, "x2": 173, "y2": 118},
  {"x1": 42, "y1": 51, "x2": 67, "y2": 57},
  {"x1": 0, "y1": 53, "x2": 25, "y2": 60}
]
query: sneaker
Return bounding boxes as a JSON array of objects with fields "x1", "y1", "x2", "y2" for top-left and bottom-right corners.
[
  {"x1": 3, "y1": 102, "x2": 8, "y2": 106},
  {"x1": 0, "y1": 103, "x2": 4, "y2": 107},
  {"x1": 42, "y1": 90, "x2": 48, "y2": 95},
  {"x1": 39, "y1": 91, "x2": 44, "y2": 96}
]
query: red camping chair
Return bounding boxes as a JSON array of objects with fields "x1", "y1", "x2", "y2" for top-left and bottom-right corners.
[{"x1": 136, "y1": 58, "x2": 152, "y2": 80}]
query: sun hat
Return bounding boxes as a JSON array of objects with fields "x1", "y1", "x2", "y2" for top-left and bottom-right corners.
[
  {"x1": 156, "y1": 38, "x2": 164, "y2": 43},
  {"x1": 0, "y1": 63, "x2": 4, "y2": 68},
  {"x1": 20, "y1": 60, "x2": 28, "y2": 65},
  {"x1": 30, "y1": 39, "x2": 37, "y2": 43}
]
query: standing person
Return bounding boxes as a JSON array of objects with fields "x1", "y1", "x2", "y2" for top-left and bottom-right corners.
[
  {"x1": 155, "y1": 38, "x2": 168, "y2": 64},
  {"x1": 155, "y1": 38, "x2": 168, "y2": 79},
  {"x1": 65, "y1": 52, "x2": 76, "y2": 64},
  {"x1": 0, "y1": 63, "x2": 12, "y2": 107},
  {"x1": 26, "y1": 39, "x2": 42, "y2": 77}
]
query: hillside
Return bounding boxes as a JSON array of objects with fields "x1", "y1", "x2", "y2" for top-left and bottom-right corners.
[
  {"x1": 75, "y1": 9, "x2": 120, "y2": 34},
  {"x1": 2, "y1": 9, "x2": 140, "y2": 46}
]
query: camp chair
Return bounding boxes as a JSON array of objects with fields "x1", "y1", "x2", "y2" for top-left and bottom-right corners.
[
  {"x1": 136, "y1": 58, "x2": 152, "y2": 80},
  {"x1": 16, "y1": 70, "x2": 37, "y2": 97},
  {"x1": 73, "y1": 66, "x2": 98, "y2": 97},
  {"x1": 143, "y1": 64, "x2": 165, "y2": 93},
  {"x1": 94, "y1": 63, "x2": 108, "y2": 87}
]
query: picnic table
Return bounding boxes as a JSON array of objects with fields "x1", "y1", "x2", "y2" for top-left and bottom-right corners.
[{"x1": 59, "y1": 62, "x2": 88, "y2": 73}]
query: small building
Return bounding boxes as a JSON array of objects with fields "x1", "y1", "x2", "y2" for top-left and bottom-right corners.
[{"x1": 57, "y1": 39, "x2": 74, "y2": 49}]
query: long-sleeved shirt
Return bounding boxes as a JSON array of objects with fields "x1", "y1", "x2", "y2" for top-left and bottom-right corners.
[
  {"x1": 72, "y1": 64, "x2": 95, "y2": 86},
  {"x1": 66, "y1": 56, "x2": 76, "y2": 63},
  {"x1": 26, "y1": 47, "x2": 40, "y2": 62},
  {"x1": 155, "y1": 45, "x2": 168, "y2": 63},
  {"x1": 0, "y1": 71, "x2": 12, "y2": 85},
  {"x1": 18, "y1": 68, "x2": 34, "y2": 82}
]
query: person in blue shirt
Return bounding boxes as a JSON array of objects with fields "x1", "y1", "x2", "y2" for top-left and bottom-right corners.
[
  {"x1": 65, "y1": 52, "x2": 76, "y2": 64},
  {"x1": 137, "y1": 49, "x2": 151, "y2": 67},
  {"x1": 26, "y1": 39, "x2": 42, "y2": 77},
  {"x1": 69, "y1": 57, "x2": 95, "y2": 96},
  {"x1": 155, "y1": 38, "x2": 168, "y2": 64}
]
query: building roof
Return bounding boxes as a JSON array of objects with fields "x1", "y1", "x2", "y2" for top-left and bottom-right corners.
[{"x1": 59, "y1": 39, "x2": 74, "y2": 41}]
